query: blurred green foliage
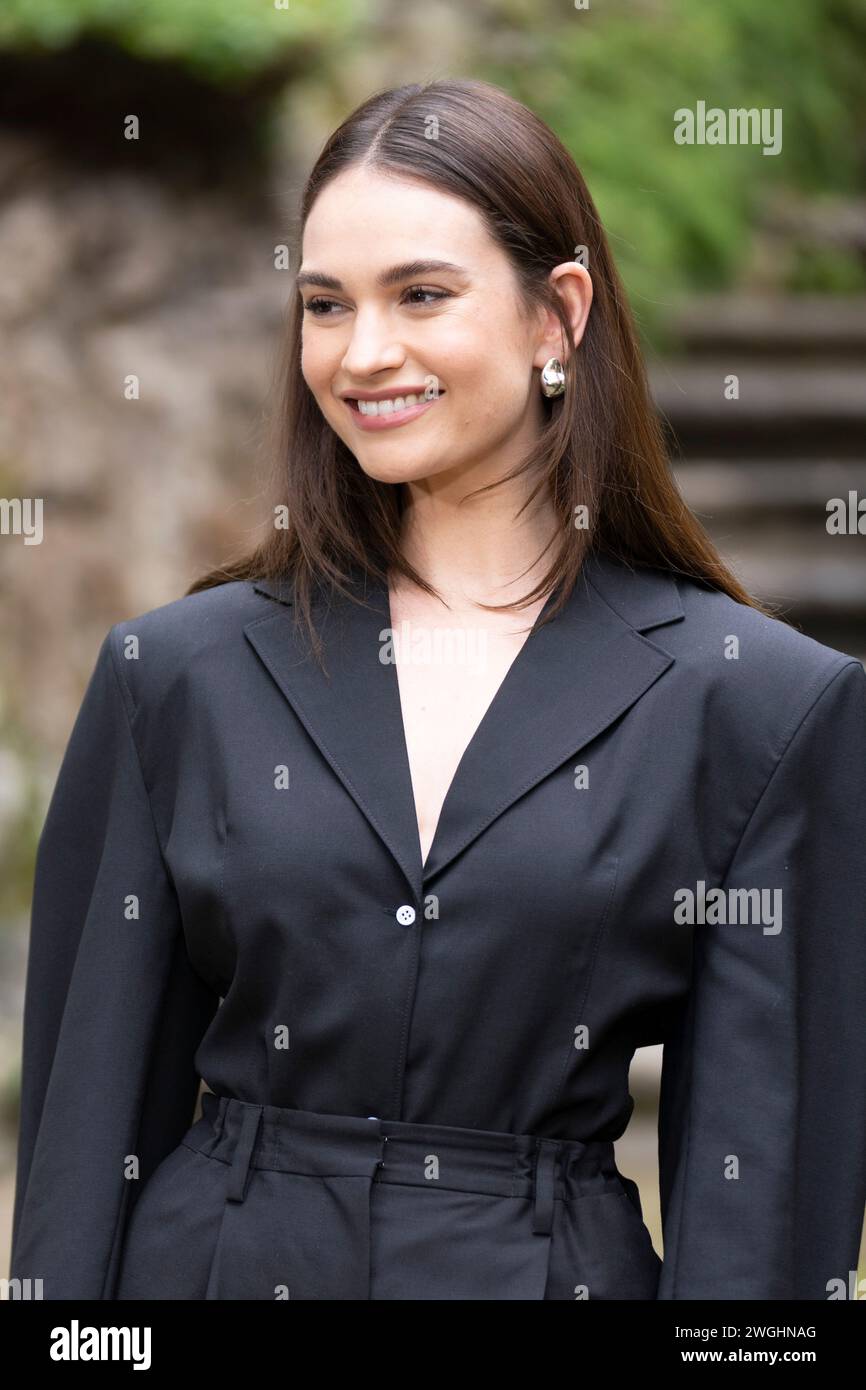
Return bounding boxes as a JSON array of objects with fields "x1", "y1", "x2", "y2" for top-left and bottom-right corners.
[
  {"x1": 0, "y1": 0, "x2": 356, "y2": 84},
  {"x1": 487, "y1": 0, "x2": 866, "y2": 331},
  {"x1": 0, "y1": 724, "x2": 44, "y2": 924},
  {"x1": 0, "y1": 0, "x2": 864, "y2": 318}
]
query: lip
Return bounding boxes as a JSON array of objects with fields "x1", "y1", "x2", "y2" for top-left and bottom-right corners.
[
  {"x1": 343, "y1": 392, "x2": 444, "y2": 432},
  {"x1": 339, "y1": 386, "x2": 441, "y2": 402}
]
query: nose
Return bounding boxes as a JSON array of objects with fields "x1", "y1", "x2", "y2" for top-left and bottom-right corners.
[{"x1": 340, "y1": 306, "x2": 406, "y2": 380}]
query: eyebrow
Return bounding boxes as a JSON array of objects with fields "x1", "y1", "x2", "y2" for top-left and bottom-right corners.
[{"x1": 295, "y1": 260, "x2": 471, "y2": 293}]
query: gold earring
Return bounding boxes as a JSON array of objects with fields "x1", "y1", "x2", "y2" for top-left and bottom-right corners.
[{"x1": 540, "y1": 357, "x2": 566, "y2": 398}]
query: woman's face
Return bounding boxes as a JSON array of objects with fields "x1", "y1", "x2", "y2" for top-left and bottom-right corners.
[{"x1": 298, "y1": 166, "x2": 587, "y2": 489}]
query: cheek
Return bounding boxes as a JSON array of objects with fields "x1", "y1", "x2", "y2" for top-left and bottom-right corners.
[
  {"x1": 436, "y1": 315, "x2": 530, "y2": 402},
  {"x1": 448, "y1": 355, "x2": 531, "y2": 434},
  {"x1": 300, "y1": 334, "x2": 340, "y2": 394},
  {"x1": 300, "y1": 348, "x2": 349, "y2": 435}
]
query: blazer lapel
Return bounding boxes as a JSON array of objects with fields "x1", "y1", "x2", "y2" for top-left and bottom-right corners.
[{"x1": 243, "y1": 552, "x2": 684, "y2": 901}]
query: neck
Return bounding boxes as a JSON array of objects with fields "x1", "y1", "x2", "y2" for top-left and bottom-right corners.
[{"x1": 393, "y1": 474, "x2": 561, "y2": 611}]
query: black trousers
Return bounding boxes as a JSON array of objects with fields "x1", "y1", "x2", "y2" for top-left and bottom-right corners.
[{"x1": 115, "y1": 1093, "x2": 661, "y2": 1300}]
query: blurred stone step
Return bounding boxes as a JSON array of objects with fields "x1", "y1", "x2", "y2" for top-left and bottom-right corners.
[
  {"x1": 668, "y1": 521, "x2": 865, "y2": 657},
  {"x1": 665, "y1": 294, "x2": 866, "y2": 357},
  {"x1": 762, "y1": 195, "x2": 866, "y2": 259},
  {"x1": 650, "y1": 360, "x2": 866, "y2": 430},
  {"x1": 707, "y1": 540, "x2": 866, "y2": 621},
  {"x1": 673, "y1": 459, "x2": 866, "y2": 518}
]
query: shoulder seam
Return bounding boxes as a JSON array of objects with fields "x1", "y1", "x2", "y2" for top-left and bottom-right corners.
[
  {"x1": 720, "y1": 657, "x2": 863, "y2": 887},
  {"x1": 104, "y1": 625, "x2": 137, "y2": 721},
  {"x1": 104, "y1": 624, "x2": 173, "y2": 868}
]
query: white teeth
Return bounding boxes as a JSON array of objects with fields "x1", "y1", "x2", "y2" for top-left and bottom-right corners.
[{"x1": 357, "y1": 393, "x2": 424, "y2": 416}]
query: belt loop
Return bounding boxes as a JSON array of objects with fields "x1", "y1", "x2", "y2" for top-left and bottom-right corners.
[
  {"x1": 215, "y1": 1095, "x2": 228, "y2": 1140},
  {"x1": 200, "y1": 1090, "x2": 217, "y2": 1126},
  {"x1": 227, "y1": 1104, "x2": 264, "y2": 1204},
  {"x1": 532, "y1": 1139, "x2": 558, "y2": 1235}
]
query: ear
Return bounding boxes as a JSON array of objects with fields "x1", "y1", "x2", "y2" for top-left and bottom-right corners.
[{"x1": 532, "y1": 263, "x2": 593, "y2": 369}]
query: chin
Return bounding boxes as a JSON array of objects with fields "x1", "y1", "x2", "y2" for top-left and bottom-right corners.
[{"x1": 354, "y1": 455, "x2": 447, "y2": 485}]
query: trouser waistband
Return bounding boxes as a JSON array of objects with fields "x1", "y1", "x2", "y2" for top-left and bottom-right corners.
[{"x1": 184, "y1": 1092, "x2": 628, "y2": 1237}]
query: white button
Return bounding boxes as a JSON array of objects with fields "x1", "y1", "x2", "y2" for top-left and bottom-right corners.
[
  {"x1": 367, "y1": 1115, "x2": 379, "y2": 1120},
  {"x1": 396, "y1": 904, "x2": 416, "y2": 926}
]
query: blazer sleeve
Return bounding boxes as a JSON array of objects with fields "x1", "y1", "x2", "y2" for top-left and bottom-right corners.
[
  {"x1": 656, "y1": 657, "x2": 866, "y2": 1300},
  {"x1": 9, "y1": 627, "x2": 221, "y2": 1299}
]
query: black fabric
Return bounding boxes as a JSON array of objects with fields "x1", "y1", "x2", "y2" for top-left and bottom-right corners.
[
  {"x1": 113, "y1": 1093, "x2": 659, "y2": 1300},
  {"x1": 9, "y1": 550, "x2": 866, "y2": 1299}
]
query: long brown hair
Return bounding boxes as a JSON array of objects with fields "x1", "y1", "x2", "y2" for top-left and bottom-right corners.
[{"x1": 188, "y1": 77, "x2": 784, "y2": 664}]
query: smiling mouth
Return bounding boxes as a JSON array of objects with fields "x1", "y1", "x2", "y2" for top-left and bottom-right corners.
[
  {"x1": 348, "y1": 391, "x2": 444, "y2": 414},
  {"x1": 344, "y1": 392, "x2": 445, "y2": 429}
]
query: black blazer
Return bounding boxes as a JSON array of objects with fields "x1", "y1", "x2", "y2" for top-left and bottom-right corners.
[{"x1": 9, "y1": 550, "x2": 866, "y2": 1299}]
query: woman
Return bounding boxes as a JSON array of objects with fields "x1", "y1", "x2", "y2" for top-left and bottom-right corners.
[{"x1": 10, "y1": 78, "x2": 866, "y2": 1301}]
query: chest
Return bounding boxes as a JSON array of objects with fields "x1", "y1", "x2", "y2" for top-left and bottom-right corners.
[{"x1": 388, "y1": 589, "x2": 548, "y2": 865}]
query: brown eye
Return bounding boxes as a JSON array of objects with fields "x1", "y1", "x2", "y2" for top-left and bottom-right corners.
[
  {"x1": 304, "y1": 297, "x2": 342, "y2": 316},
  {"x1": 404, "y1": 287, "x2": 451, "y2": 306}
]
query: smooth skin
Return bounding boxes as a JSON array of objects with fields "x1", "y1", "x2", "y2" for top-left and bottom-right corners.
[{"x1": 298, "y1": 166, "x2": 593, "y2": 864}]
